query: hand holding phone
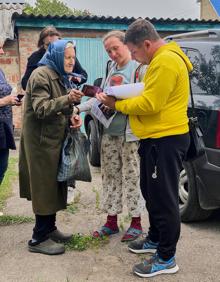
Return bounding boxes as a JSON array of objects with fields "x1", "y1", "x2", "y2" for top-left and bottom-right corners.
[{"x1": 16, "y1": 94, "x2": 24, "y2": 101}]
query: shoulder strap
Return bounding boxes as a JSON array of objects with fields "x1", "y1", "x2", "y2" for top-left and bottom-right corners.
[
  {"x1": 133, "y1": 64, "x2": 147, "y2": 83},
  {"x1": 189, "y1": 73, "x2": 196, "y2": 117},
  {"x1": 171, "y1": 51, "x2": 195, "y2": 118},
  {"x1": 105, "y1": 60, "x2": 113, "y2": 78},
  {"x1": 101, "y1": 60, "x2": 116, "y2": 89}
]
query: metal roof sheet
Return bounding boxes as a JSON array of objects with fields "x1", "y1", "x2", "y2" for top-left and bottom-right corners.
[
  {"x1": 12, "y1": 13, "x2": 220, "y2": 23},
  {"x1": 13, "y1": 13, "x2": 138, "y2": 22}
]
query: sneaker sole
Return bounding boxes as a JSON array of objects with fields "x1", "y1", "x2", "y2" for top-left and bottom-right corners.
[
  {"x1": 121, "y1": 236, "x2": 140, "y2": 242},
  {"x1": 28, "y1": 246, "x2": 65, "y2": 255},
  {"x1": 128, "y1": 247, "x2": 156, "y2": 254},
  {"x1": 133, "y1": 264, "x2": 179, "y2": 278},
  {"x1": 49, "y1": 237, "x2": 72, "y2": 243}
]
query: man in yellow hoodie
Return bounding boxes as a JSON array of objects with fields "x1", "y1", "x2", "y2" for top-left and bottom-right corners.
[{"x1": 96, "y1": 19, "x2": 193, "y2": 278}]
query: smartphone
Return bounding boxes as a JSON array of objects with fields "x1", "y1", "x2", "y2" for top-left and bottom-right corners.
[
  {"x1": 16, "y1": 94, "x2": 24, "y2": 101},
  {"x1": 82, "y1": 84, "x2": 102, "y2": 97}
]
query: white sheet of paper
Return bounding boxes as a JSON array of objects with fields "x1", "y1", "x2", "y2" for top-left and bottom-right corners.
[
  {"x1": 105, "y1": 82, "x2": 144, "y2": 99},
  {"x1": 91, "y1": 100, "x2": 116, "y2": 128}
]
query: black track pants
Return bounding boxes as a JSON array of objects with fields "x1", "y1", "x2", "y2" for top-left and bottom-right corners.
[{"x1": 139, "y1": 133, "x2": 190, "y2": 260}]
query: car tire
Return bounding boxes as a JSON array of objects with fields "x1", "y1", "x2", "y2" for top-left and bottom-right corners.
[
  {"x1": 87, "y1": 120, "x2": 100, "y2": 167},
  {"x1": 179, "y1": 162, "x2": 212, "y2": 222}
]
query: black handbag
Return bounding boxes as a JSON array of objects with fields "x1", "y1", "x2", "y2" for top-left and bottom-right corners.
[{"x1": 185, "y1": 79, "x2": 205, "y2": 161}]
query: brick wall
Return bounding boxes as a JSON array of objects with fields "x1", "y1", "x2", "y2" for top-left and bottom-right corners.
[
  {"x1": 18, "y1": 28, "x2": 40, "y2": 82},
  {"x1": 1, "y1": 38, "x2": 22, "y2": 131}
]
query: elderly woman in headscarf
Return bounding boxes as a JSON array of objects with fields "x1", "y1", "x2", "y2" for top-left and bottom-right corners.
[
  {"x1": 21, "y1": 26, "x2": 88, "y2": 91},
  {"x1": 19, "y1": 39, "x2": 84, "y2": 255}
]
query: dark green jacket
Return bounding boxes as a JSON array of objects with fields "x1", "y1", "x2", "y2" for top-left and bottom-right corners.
[{"x1": 19, "y1": 66, "x2": 73, "y2": 215}]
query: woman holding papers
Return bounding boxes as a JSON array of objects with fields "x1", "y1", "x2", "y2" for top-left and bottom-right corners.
[{"x1": 77, "y1": 30, "x2": 146, "y2": 242}]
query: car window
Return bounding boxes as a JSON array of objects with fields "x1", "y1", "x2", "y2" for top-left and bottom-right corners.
[{"x1": 181, "y1": 46, "x2": 220, "y2": 110}]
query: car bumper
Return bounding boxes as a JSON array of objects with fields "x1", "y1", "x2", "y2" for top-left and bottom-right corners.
[{"x1": 194, "y1": 148, "x2": 220, "y2": 210}]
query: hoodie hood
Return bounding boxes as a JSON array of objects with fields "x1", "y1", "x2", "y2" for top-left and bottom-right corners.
[{"x1": 155, "y1": 41, "x2": 193, "y2": 72}]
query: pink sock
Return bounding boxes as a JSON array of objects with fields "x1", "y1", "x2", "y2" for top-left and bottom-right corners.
[
  {"x1": 130, "y1": 216, "x2": 142, "y2": 230},
  {"x1": 104, "y1": 215, "x2": 118, "y2": 230}
]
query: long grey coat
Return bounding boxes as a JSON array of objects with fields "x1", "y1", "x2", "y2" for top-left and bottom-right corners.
[{"x1": 19, "y1": 66, "x2": 73, "y2": 215}]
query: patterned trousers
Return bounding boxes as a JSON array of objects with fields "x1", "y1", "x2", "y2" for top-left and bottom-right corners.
[{"x1": 101, "y1": 134, "x2": 143, "y2": 217}]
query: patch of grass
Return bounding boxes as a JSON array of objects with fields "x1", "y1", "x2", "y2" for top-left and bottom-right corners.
[
  {"x1": 66, "y1": 191, "x2": 81, "y2": 214},
  {"x1": 65, "y1": 233, "x2": 109, "y2": 251},
  {"x1": 123, "y1": 214, "x2": 132, "y2": 223},
  {"x1": 119, "y1": 220, "x2": 124, "y2": 231},
  {"x1": 119, "y1": 214, "x2": 132, "y2": 231},
  {"x1": 66, "y1": 203, "x2": 78, "y2": 214},
  {"x1": 0, "y1": 214, "x2": 34, "y2": 226},
  {"x1": 92, "y1": 187, "x2": 100, "y2": 210},
  {"x1": 0, "y1": 157, "x2": 34, "y2": 225},
  {"x1": 73, "y1": 190, "x2": 81, "y2": 203},
  {"x1": 0, "y1": 157, "x2": 18, "y2": 211}
]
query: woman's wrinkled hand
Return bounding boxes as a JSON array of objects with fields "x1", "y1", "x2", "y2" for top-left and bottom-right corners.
[
  {"x1": 68, "y1": 89, "x2": 84, "y2": 104},
  {"x1": 70, "y1": 114, "x2": 82, "y2": 129},
  {"x1": 96, "y1": 92, "x2": 116, "y2": 109},
  {"x1": 0, "y1": 95, "x2": 22, "y2": 107}
]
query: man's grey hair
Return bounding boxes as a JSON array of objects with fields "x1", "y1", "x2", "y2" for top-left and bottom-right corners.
[
  {"x1": 125, "y1": 19, "x2": 160, "y2": 45},
  {"x1": 103, "y1": 30, "x2": 125, "y2": 44}
]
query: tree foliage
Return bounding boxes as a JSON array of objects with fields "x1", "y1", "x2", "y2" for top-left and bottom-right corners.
[
  {"x1": 23, "y1": 0, "x2": 91, "y2": 17},
  {"x1": 191, "y1": 46, "x2": 220, "y2": 96}
]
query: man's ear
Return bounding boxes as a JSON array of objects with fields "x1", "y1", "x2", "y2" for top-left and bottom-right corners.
[{"x1": 143, "y1": 40, "x2": 151, "y2": 50}]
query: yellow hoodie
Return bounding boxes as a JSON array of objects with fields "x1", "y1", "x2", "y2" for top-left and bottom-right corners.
[{"x1": 115, "y1": 42, "x2": 193, "y2": 139}]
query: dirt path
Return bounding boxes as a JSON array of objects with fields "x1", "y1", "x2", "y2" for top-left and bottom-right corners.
[
  {"x1": 0, "y1": 149, "x2": 220, "y2": 281},
  {"x1": 0, "y1": 166, "x2": 146, "y2": 282}
]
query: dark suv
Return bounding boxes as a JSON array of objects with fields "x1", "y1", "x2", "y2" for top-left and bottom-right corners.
[
  {"x1": 165, "y1": 29, "x2": 220, "y2": 222},
  {"x1": 84, "y1": 30, "x2": 220, "y2": 222}
]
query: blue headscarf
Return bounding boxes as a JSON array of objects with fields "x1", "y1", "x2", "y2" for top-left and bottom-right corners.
[{"x1": 38, "y1": 39, "x2": 75, "y2": 89}]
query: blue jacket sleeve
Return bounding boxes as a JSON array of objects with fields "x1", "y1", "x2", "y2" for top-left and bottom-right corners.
[{"x1": 0, "y1": 69, "x2": 12, "y2": 98}]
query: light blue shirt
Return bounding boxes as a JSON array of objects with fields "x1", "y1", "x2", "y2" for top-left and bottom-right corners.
[{"x1": 103, "y1": 60, "x2": 138, "y2": 136}]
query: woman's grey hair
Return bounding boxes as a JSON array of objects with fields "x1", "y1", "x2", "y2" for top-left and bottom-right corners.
[
  {"x1": 125, "y1": 19, "x2": 160, "y2": 45},
  {"x1": 102, "y1": 30, "x2": 125, "y2": 44},
  {"x1": 65, "y1": 41, "x2": 75, "y2": 49}
]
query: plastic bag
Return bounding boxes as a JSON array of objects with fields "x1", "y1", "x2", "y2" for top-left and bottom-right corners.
[{"x1": 57, "y1": 129, "x2": 92, "y2": 182}]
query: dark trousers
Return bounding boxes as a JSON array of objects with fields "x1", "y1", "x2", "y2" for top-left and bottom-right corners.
[
  {"x1": 0, "y1": 149, "x2": 9, "y2": 185},
  {"x1": 32, "y1": 214, "x2": 57, "y2": 243},
  {"x1": 139, "y1": 133, "x2": 190, "y2": 260}
]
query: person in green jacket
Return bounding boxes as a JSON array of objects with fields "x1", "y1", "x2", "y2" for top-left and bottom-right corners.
[
  {"x1": 19, "y1": 39, "x2": 83, "y2": 255},
  {"x1": 96, "y1": 19, "x2": 192, "y2": 278}
]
